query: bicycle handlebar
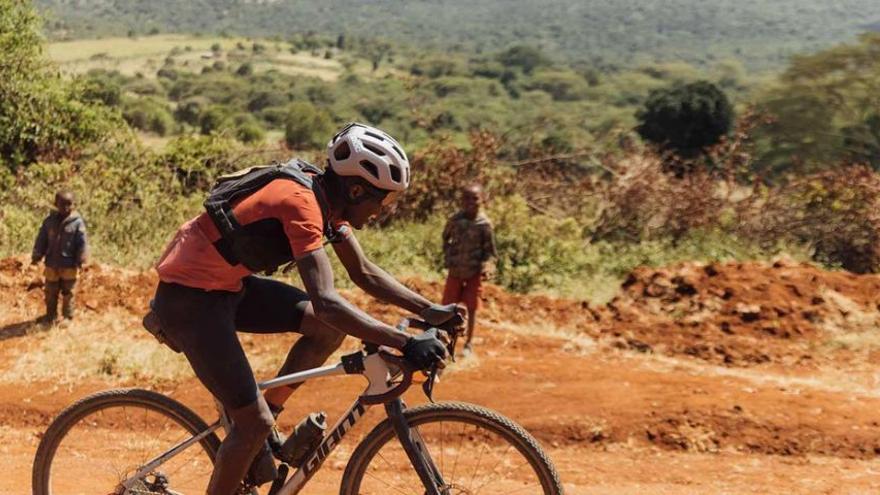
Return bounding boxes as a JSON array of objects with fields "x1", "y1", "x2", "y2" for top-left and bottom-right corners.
[{"x1": 357, "y1": 313, "x2": 465, "y2": 405}]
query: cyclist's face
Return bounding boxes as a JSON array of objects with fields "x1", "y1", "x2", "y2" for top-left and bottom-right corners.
[{"x1": 345, "y1": 185, "x2": 400, "y2": 229}]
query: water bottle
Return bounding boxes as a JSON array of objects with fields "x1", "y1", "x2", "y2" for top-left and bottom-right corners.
[{"x1": 279, "y1": 412, "x2": 327, "y2": 466}]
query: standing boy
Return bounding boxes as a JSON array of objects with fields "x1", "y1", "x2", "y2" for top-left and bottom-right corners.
[
  {"x1": 32, "y1": 191, "x2": 89, "y2": 323},
  {"x1": 442, "y1": 184, "x2": 497, "y2": 354}
]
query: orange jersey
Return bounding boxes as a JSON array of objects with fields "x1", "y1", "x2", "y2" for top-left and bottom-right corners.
[{"x1": 156, "y1": 179, "x2": 348, "y2": 292}]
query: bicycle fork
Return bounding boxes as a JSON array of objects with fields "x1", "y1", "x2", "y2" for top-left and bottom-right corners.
[{"x1": 386, "y1": 399, "x2": 447, "y2": 495}]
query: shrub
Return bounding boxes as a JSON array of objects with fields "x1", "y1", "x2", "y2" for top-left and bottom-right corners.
[
  {"x1": 524, "y1": 70, "x2": 590, "y2": 101},
  {"x1": 199, "y1": 106, "x2": 233, "y2": 135},
  {"x1": 636, "y1": 80, "x2": 734, "y2": 158},
  {"x1": 488, "y1": 195, "x2": 588, "y2": 293},
  {"x1": 247, "y1": 90, "x2": 288, "y2": 112},
  {"x1": 80, "y1": 73, "x2": 122, "y2": 106},
  {"x1": 157, "y1": 67, "x2": 179, "y2": 80},
  {"x1": 740, "y1": 166, "x2": 880, "y2": 273},
  {"x1": 497, "y1": 45, "x2": 549, "y2": 74},
  {"x1": 121, "y1": 97, "x2": 175, "y2": 136},
  {"x1": 174, "y1": 96, "x2": 210, "y2": 126},
  {"x1": 157, "y1": 134, "x2": 242, "y2": 194},
  {"x1": 0, "y1": 0, "x2": 117, "y2": 168},
  {"x1": 232, "y1": 114, "x2": 266, "y2": 144},
  {"x1": 236, "y1": 62, "x2": 254, "y2": 77},
  {"x1": 284, "y1": 101, "x2": 333, "y2": 149},
  {"x1": 124, "y1": 78, "x2": 164, "y2": 96}
]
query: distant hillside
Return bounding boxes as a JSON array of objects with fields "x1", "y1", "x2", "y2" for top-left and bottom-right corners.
[{"x1": 36, "y1": 0, "x2": 880, "y2": 69}]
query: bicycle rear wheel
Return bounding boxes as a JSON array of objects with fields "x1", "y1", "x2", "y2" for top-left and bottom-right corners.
[
  {"x1": 341, "y1": 401, "x2": 563, "y2": 495},
  {"x1": 32, "y1": 388, "x2": 221, "y2": 495}
]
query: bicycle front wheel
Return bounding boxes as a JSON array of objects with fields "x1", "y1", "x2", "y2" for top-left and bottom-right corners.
[
  {"x1": 33, "y1": 388, "x2": 221, "y2": 495},
  {"x1": 341, "y1": 401, "x2": 563, "y2": 495}
]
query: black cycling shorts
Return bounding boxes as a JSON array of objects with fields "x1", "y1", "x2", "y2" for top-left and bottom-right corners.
[{"x1": 152, "y1": 276, "x2": 310, "y2": 410}]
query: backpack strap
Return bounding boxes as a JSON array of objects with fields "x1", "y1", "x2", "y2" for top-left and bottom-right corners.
[{"x1": 203, "y1": 159, "x2": 341, "y2": 274}]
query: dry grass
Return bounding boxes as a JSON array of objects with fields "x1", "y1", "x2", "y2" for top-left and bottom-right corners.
[
  {"x1": 3, "y1": 308, "x2": 189, "y2": 384},
  {"x1": 47, "y1": 35, "x2": 241, "y2": 63},
  {"x1": 46, "y1": 34, "x2": 345, "y2": 80}
]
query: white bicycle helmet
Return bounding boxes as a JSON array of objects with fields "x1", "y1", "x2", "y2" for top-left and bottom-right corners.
[{"x1": 327, "y1": 123, "x2": 410, "y2": 192}]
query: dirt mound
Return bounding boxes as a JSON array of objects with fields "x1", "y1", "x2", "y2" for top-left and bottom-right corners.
[
  {"x1": 3, "y1": 256, "x2": 880, "y2": 368},
  {"x1": 587, "y1": 260, "x2": 880, "y2": 366},
  {"x1": 0, "y1": 256, "x2": 158, "y2": 316}
]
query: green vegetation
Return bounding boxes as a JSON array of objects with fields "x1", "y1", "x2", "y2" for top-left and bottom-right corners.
[
  {"x1": 0, "y1": 0, "x2": 118, "y2": 168},
  {"x1": 749, "y1": 33, "x2": 880, "y2": 176},
  {"x1": 4, "y1": 1, "x2": 880, "y2": 302},
  {"x1": 35, "y1": 0, "x2": 880, "y2": 70},
  {"x1": 636, "y1": 81, "x2": 734, "y2": 159}
]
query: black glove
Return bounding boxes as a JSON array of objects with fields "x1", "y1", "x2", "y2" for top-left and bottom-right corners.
[
  {"x1": 419, "y1": 303, "x2": 461, "y2": 327},
  {"x1": 402, "y1": 328, "x2": 448, "y2": 370}
]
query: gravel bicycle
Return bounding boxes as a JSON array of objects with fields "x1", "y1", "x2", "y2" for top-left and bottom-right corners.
[{"x1": 32, "y1": 317, "x2": 563, "y2": 495}]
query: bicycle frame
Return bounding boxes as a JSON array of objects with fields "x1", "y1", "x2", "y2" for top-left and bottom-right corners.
[{"x1": 119, "y1": 351, "x2": 445, "y2": 495}]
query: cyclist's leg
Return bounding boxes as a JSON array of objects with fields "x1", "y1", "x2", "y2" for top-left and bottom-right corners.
[
  {"x1": 153, "y1": 281, "x2": 274, "y2": 495},
  {"x1": 234, "y1": 276, "x2": 345, "y2": 406}
]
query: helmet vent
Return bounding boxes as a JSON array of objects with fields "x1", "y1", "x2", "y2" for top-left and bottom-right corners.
[
  {"x1": 359, "y1": 160, "x2": 380, "y2": 179},
  {"x1": 391, "y1": 145, "x2": 405, "y2": 160},
  {"x1": 365, "y1": 131, "x2": 386, "y2": 141},
  {"x1": 363, "y1": 142, "x2": 386, "y2": 156},
  {"x1": 389, "y1": 165, "x2": 401, "y2": 183},
  {"x1": 333, "y1": 141, "x2": 352, "y2": 160}
]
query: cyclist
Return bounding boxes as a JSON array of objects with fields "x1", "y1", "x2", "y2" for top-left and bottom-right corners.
[{"x1": 148, "y1": 123, "x2": 460, "y2": 495}]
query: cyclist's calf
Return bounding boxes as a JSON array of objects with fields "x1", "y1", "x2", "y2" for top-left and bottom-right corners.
[{"x1": 207, "y1": 398, "x2": 275, "y2": 495}]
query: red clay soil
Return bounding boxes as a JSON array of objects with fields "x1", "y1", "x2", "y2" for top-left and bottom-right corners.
[{"x1": 1, "y1": 256, "x2": 880, "y2": 494}]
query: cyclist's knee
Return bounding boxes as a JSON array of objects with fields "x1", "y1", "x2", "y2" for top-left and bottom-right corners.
[
  {"x1": 317, "y1": 328, "x2": 345, "y2": 349},
  {"x1": 228, "y1": 398, "x2": 274, "y2": 439}
]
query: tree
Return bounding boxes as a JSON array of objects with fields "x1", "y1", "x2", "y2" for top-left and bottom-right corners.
[
  {"x1": 751, "y1": 33, "x2": 880, "y2": 175},
  {"x1": 636, "y1": 80, "x2": 733, "y2": 158},
  {"x1": 497, "y1": 45, "x2": 549, "y2": 74},
  {"x1": 0, "y1": 0, "x2": 116, "y2": 168},
  {"x1": 284, "y1": 101, "x2": 333, "y2": 149},
  {"x1": 121, "y1": 97, "x2": 175, "y2": 136},
  {"x1": 199, "y1": 106, "x2": 232, "y2": 135}
]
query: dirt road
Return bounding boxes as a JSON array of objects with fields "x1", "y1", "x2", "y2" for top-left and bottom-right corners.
[{"x1": 1, "y1": 256, "x2": 878, "y2": 494}]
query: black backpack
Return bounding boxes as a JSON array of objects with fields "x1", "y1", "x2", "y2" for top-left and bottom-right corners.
[{"x1": 203, "y1": 159, "x2": 338, "y2": 274}]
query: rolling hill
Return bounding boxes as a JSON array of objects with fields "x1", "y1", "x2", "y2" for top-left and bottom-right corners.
[{"x1": 36, "y1": 0, "x2": 880, "y2": 69}]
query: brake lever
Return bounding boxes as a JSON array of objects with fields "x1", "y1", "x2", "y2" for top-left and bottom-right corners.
[
  {"x1": 447, "y1": 332, "x2": 459, "y2": 362},
  {"x1": 421, "y1": 365, "x2": 438, "y2": 403}
]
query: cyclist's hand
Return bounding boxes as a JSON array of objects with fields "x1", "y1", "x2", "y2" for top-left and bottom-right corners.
[
  {"x1": 402, "y1": 328, "x2": 448, "y2": 371},
  {"x1": 420, "y1": 303, "x2": 465, "y2": 327}
]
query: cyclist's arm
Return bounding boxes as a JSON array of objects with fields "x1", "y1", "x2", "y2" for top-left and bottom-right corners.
[
  {"x1": 332, "y1": 231, "x2": 433, "y2": 315},
  {"x1": 297, "y1": 247, "x2": 409, "y2": 349}
]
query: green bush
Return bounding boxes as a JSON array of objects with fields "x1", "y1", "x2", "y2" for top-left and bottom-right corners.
[
  {"x1": 636, "y1": 80, "x2": 734, "y2": 158},
  {"x1": 0, "y1": 0, "x2": 118, "y2": 169},
  {"x1": 199, "y1": 106, "x2": 233, "y2": 135},
  {"x1": 236, "y1": 62, "x2": 254, "y2": 77},
  {"x1": 121, "y1": 97, "x2": 175, "y2": 136},
  {"x1": 233, "y1": 114, "x2": 266, "y2": 143},
  {"x1": 124, "y1": 78, "x2": 164, "y2": 96},
  {"x1": 496, "y1": 45, "x2": 549, "y2": 74},
  {"x1": 524, "y1": 70, "x2": 590, "y2": 101},
  {"x1": 488, "y1": 195, "x2": 589, "y2": 293},
  {"x1": 156, "y1": 134, "x2": 242, "y2": 194},
  {"x1": 80, "y1": 73, "x2": 123, "y2": 106},
  {"x1": 284, "y1": 101, "x2": 334, "y2": 149}
]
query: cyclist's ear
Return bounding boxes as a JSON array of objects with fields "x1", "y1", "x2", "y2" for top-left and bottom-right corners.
[{"x1": 346, "y1": 182, "x2": 366, "y2": 203}]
